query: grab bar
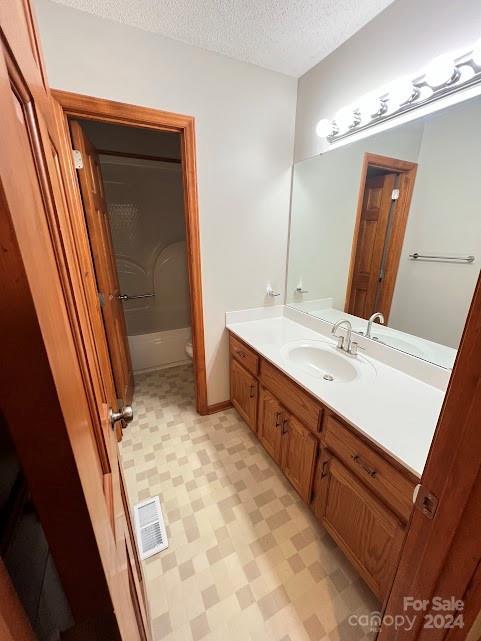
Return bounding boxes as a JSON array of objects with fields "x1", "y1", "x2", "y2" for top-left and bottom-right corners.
[
  {"x1": 118, "y1": 293, "x2": 155, "y2": 301},
  {"x1": 409, "y1": 253, "x2": 475, "y2": 263}
]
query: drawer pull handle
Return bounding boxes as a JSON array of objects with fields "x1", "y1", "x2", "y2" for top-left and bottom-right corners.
[
  {"x1": 249, "y1": 384, "x2": 256, "y2": 398},
  {"x1": 275, "y1": 411, "x2": 282, "y2": 428},
  {"x1": 236, "y1": 349, "x2": 246, "y2": 358},
  {"x1": 282, "y1": 418, "x2": 289, "y2": 434},
  {"x1": 352, "y1": 454, "x2": 377, "y2": 478}
]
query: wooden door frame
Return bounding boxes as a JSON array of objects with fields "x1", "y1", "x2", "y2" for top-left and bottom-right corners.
[
  {"x1": 52, "y1": 90, "x2": 208, "y2": 415},
  {"x1": 344, "y1": 152, "x2": 418, "y2": 321}
]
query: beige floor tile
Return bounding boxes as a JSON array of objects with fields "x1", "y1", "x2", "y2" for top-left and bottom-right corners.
[{"x1": 120, "y1": 366, "x2": 378, "y2": 641}]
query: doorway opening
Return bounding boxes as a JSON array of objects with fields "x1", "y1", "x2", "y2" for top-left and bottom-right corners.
[
  {"x1": 345, "y1": 153, "x2": 418, "y2": 322},
  {"x1": 53, "y1": 91, "x2": 207, "y2": 416},
  {"x1": 72, "y1": 119, "x2": 193, "y2": 402}
]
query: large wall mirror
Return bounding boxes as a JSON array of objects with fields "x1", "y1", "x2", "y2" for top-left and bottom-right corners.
[{"x1": 286, "y1": 94, "x2": 481, "y2": 370}]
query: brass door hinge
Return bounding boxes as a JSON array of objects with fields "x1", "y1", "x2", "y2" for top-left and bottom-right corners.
[
  {"x1": 72, "y1": 148, "x2": 83, "y2": 169},
  {"x1": 413, "y1": 483, "x2": 438, "y2": 519}
]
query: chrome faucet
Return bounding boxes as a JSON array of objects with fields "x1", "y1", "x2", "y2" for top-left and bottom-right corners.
[
  {"x1": 331, "y1": 319, "x2": 353, "y2": 353},
  {"x1": 366, "y1": 312, "x2": 385, "y2": 339}
]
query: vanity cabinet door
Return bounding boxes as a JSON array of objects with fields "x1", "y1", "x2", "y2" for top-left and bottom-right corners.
[
  {"x1": 230, "y1": 359, "x2": 258, "y2": 432},
  {"x1": 258, "y1": 387, "x2": 284, "y2": 464},
  {"x1": 281, "y1": 414, "x2": 317, "y2": 503},
  {"x1": 317, "y1": 451, "x2": 405, "y2": 601}
]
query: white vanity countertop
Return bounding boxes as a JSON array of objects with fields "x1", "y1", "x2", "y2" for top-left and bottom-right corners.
[{"x1": 226, "y1": 315, "x2": 445, "y2": 477}]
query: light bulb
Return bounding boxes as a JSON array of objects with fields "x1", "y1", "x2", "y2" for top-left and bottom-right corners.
[
  {"x1": 334, "y1": 107, "x2": 354, "y2": 133},
  {"x1": 315, "y1": 118, "x2": 331, "y2": 138},
  {"x1": 424, "y1": 54, "x2": 456, "y2": 87},
  {"x1": 358, "y1": 94, "x2": 383, "y2": 121},
  {"x1": 472, "y1": 40, "x2": 481, "y2": 67},
  {"x1": 388, "y1": 77, "x2": 415, "y2": 109},
  {"x1": 458, "y1": 64, "x2": 475, "y2": 83}
]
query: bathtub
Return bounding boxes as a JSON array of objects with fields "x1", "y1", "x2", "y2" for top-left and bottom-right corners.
[{"x1": 128, "y1": 326, "x2": 191, "y2": 373}]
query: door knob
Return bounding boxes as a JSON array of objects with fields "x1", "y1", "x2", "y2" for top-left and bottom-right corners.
[{"x1": 109, "y1": 405, "x2": 134, "y2": 429}]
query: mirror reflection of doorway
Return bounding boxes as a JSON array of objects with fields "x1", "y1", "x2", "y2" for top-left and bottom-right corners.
[{"x1": 345, "y1": 153, "x2": 418, "y2": 322}]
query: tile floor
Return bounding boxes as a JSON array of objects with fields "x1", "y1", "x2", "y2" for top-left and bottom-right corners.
[{"x1": 120, "y1": 365, "x2": 378, "y2": 641}]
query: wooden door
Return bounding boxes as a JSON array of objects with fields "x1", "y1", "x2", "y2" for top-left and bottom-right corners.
[
  {"x1": 317, "y1": 451, "x2": 405, "y2": 602},
  {"x1": 230, "y1": 359, "x2": 258, "y2": 431},
  {"x1": 281, "y1": 414, "x2": 317, "y2": 503},
  {"x1": 347, "y1": 173, "x2": 397, "y2": 319},
  {"x1": 0, "y1": 3, "x2": 148, "y2": 639},
  {"x1": 379, "y1": 274, "x2": 481, "y2": 640},
  {"x1": 257, "y1": 387, "x2": 283, "y2": 464},
  {"x1": 70, "y1": 121, "x2": 134, "y2": 405}
]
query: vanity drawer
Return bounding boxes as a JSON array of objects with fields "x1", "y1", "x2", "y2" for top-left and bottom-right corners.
[
  {"x1": 323, "y1": 414, "x2": 416, "y2": 522},
  {"x1": 229, "y1": 334, "x2": 259, "y2": 376},
  {"x1": 260, "y1": 359, "x2": 323, "y2": 433}
]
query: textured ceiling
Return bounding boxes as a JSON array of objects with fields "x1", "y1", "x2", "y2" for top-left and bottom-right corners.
[{"x1": 50, "y1": 0, "x2": 396, "y2": 77}]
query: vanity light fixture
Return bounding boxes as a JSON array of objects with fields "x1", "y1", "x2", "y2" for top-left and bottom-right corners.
[{"x1": 316, "y1": 40, "x2": 481, "y2": 145}]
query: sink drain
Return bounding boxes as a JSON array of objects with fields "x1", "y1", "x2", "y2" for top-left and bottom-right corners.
[{"x1": 323, "y1": 374, "x2": 334, "y2": 381}]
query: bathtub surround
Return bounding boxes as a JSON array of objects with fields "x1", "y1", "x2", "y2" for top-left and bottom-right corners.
[
  {"x1": 35, "y1": 0, "x2": 297, "y2": 405},
  {"x1": 101, "y1": 153, "x2": 191, "y2": 371},
  {"x1": 128, "y1": 328, "x2": 192, "y2": 373}
]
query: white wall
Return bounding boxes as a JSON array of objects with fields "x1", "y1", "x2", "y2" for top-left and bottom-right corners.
[
  {"x1": 35, "y1": 0, "x2": 297, "y2": 404},
  {"x1": 389, "y1": 99, "x2": 481, "y2": 348},
  {"x1": 294, "y1": 0, "x2": 481, "y2": 161}
]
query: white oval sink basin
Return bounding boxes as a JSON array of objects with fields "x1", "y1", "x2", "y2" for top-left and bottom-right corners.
[{"x1": 281, "y1": 339, "x2": 376, "y2": 383}]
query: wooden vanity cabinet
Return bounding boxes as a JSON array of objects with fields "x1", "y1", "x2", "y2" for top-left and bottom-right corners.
[
  {"x1": 230, "y1": 357, "x2": 258, "y2": 432},
  {"x1": 281, "y1": 413, "x2": 318, "y2": 503},
  {"x1": 313, "y1": 449, "x2": 405, "y2": 601},
  {"x1": 257, "y1": 386, "x2": 318, "y2": 502},
  {"x1": 228, "y1": 330, "x2": 417, "y2": 603},
  {"x1": 258, "y1": 387, "x2": 284, "y2": 463}
]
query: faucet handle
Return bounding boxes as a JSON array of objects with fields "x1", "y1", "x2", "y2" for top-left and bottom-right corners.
[
  {"x1": 335, "y1": 335, "x2": 344, "y2": 350},
  {"x1": 349, "y1": 341, "x2": 365, "y2": 356}
]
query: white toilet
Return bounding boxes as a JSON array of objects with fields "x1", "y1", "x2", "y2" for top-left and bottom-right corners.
[{"x1": 185, "y1": 340, "x2": 193, "y2": 359}]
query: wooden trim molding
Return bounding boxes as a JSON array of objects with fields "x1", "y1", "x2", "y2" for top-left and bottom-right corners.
[
  {"x1": 96, "y1": 149, "x2": 181, "y2": 164},
  {"x1": 207, "y1": 400, "x2": 232, "y2": 415},
  {"x1": 52, "y1": 90, "x2": 208, "y2": 415}
]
